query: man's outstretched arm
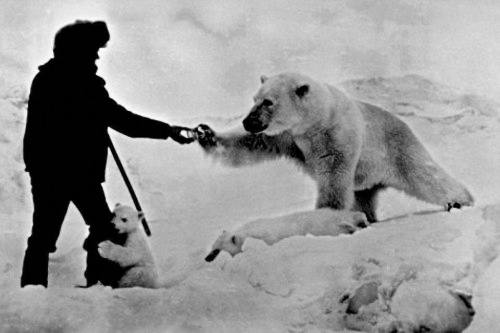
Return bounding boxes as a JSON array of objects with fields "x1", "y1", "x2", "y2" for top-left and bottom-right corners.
[{"x1": 102, "y1": 88, "x2": 193, "y2": 144}]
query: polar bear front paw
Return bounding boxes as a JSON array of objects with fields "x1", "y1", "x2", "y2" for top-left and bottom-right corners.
[
  {"x1": 98, "y1": 240, "x2": 117, "y2": 260},
  {"x1": 195, "y1": 124, "x2": 218, "y2": 149}
]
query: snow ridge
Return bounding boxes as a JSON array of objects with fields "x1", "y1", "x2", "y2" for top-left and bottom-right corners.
[{"x1": 1, "y1": 75, "x2": 500, "y2": 332}]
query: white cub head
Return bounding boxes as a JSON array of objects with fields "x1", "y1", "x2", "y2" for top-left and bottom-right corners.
[
  {"x1": 205, "y1": 230, "x2": 245, "y2": 262},
  {"x1": 242, "y1": 72, "x2": 326, "y2": 136},
  {"x1": 111, "y1": 203, "x2": 143, "y2": 234}
]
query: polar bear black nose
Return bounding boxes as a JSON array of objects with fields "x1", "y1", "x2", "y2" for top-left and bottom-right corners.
[
  {"x1": 205, "y1": 249, "x2": 220, "y2": 262},
  {"x1": 243, "y1": 113, "x2": 268, "y2": 133}
]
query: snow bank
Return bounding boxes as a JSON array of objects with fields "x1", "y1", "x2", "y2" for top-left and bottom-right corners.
[
  {"x1": 0, "y1": 88, "x2": 29, "y2": 220},
  {"x1": 1, "y1": 75, "x2": 500, "y2": 332},
  {"x1": 2, "y1": 204, "x2": 499, "y2": 332}
]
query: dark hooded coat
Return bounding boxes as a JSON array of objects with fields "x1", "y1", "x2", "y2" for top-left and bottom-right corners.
[{"x1": 23, "y1": 58, "x2": 171, "y2": 183}]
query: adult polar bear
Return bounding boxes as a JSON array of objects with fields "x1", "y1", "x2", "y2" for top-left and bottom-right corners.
[{"x1": 196, "y1": 72, "x2": 473, "y2": 222}]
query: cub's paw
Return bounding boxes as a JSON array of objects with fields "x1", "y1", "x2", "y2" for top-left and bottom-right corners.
[
  {"x1": 351, "y1": 212, "x2": 369, "y2": 228},
  {"x1": 98, "y1": 240, "x2": 116, "y2": 260},
  {"x1": 339, "y1": 222, "x2": 358, "y2": 235},
  {"x1": 195, "y1": 124, "x2": 218, "y2": 149}
]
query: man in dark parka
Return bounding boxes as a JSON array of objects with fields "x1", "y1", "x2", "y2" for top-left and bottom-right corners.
[{"x1": 21, "y1": 20, "x2": 194, "y2": 287}]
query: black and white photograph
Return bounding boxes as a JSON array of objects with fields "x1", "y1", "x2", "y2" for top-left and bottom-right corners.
[{"x1": 1, "y1": 0, "x2": 499, "y2": 332}]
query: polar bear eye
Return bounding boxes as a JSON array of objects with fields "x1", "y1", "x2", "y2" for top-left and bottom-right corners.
[
  {"x1": 262, "y1": 99, "x2": 273, "y2": 107},
  {"x1": 121, "y1": 218, "x2": 128, "y2": 223}
]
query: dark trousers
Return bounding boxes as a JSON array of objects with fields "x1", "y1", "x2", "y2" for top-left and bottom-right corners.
[{"x1": 20, "y1": 176, "x2": 124, "y2": 287}]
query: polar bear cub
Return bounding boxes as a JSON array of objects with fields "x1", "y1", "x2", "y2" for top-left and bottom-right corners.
[
  {"x1": 205, "y1": 209, "x2": 367, "y2": 262},
  {"x1": 98, "y1": 204, "x2": 159, "y2": 288}
]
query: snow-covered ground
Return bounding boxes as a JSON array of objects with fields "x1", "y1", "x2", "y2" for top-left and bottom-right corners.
[
  {"x1": 2, "y1": 1, "x2": 500, "y2": 331},
  {"x1": 1, "y1": 73, "x2": 499, "y2": 332}
]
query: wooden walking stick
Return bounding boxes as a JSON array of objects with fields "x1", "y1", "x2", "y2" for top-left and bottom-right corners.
[{"x1": 107, "y1": 134, "x2": 152, "y2": 236}]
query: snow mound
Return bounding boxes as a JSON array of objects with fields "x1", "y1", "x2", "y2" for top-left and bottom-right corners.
[
  {"x1": 2, "y1": 74, "x2": 500, "y2": 332},
  {"x1": 342, "y1": 74, "x2": 499, "y2": 119},
  {"x1": 0, "y1": 86, "x2": 29, "y2": 220},
  {"x1": 2, "y1": 204, "x2": 500, "y2": 332}
]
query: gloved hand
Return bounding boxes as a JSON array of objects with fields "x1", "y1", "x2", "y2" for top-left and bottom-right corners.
[
  {"x1": 169, "y1": 125, "x2": 196, "y2": 144},
  {"x1": 195, "y1": 124, "x2": 217, "y2": 148}
]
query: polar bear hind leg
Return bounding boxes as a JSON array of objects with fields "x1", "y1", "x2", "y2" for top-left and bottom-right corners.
[
  {"x1": 353, "y1": 184, "x2": 386, "y2": 222},
  {"x1": 387, "y1": 132, "x2": 474, "y2": 211}
]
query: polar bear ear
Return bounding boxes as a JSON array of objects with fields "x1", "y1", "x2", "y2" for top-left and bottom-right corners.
[
  {"x1": 260, "y1": 75, "x2": 269, "y2": 84},
  {"x1": 295, "y1": 84, "x2": 309, "y2": 98},
  {"x1": 231, "y1": 235, "x2": 243, "y2": 246}
]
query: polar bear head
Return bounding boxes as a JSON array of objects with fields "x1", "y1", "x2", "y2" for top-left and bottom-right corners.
[
  {"x1": 242, "y1": 72, "x2": 327, "y2": 136},
  {"x1": 110, "y1": 203, "x2": 144, "y2": 234},
  {"x1": 205, "y1": 230, "x2": 245, "y2": 262}
]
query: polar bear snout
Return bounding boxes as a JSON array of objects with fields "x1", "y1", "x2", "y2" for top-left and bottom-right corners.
[
  {"x1": 205, "y1": 249, "x2": 220, "y2": 262},
  {"x1": 243, "y1": 110, "x2": 268, "y2": 133},
  {"x1": 113, "y1": 224, "x2": 127, "y2": 234}
]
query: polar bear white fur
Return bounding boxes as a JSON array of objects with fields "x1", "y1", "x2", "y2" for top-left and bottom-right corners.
[
  {"x1": 342, "y1": 279, "x2": 474, "y2": 332},
  {"x1": 205, "y1": 209, "x2": 367, "y2": 262},
  {"x1": 197, "y1": 72, "x2": 474, "y2": 222},
  {"x1": 98, "y1": 204, "x2": 159, "y2": 288}
]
